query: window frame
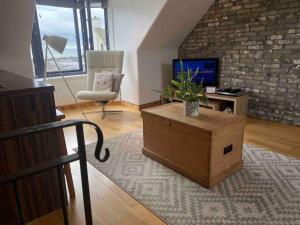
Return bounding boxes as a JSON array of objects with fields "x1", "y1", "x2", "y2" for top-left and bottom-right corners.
[{"x1": 31, "y1": 2, "x2": 109, "y2": 79}]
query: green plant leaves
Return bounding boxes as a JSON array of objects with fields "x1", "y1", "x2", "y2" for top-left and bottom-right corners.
[
  {"x1": 159, "y1": 59, "x2": 208, "y2": 104},
  {"x1": 170, "y1": 80, "x2": 182, "y2": 89}
]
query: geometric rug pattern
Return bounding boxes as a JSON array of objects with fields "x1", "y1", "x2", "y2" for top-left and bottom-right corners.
[{"x1": 84, "y1": 130, "x2": 300, "y2": 225}]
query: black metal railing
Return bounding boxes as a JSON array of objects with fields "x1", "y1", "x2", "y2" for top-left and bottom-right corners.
[{"x1": 0, "y1": 119, "x2": 110, "y2": 225}]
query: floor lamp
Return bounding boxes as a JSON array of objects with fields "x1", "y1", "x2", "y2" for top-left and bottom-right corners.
[{"x1": 43, "y1": 35, "x2": 87, "y2": 120}]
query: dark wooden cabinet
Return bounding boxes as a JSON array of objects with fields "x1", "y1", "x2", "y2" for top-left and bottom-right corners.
[{"x1": 0, "y1": 70, "x2": 64, "y2": 224}]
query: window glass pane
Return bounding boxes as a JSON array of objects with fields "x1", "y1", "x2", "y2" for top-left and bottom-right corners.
[
  {"x1": 36, "y1": 5, "x2": 80, "y2": 73},
  {"x1": 91, "y1": 8, "x2": 107, "y2": 50}
]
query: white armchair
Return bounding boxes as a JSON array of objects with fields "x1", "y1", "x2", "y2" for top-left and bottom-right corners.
[{"x1": 77, "y1": 50, "x2": 124, "y2": 118}]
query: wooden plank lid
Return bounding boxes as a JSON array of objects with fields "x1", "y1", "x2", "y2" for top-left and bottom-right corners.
[
  {"x1": 0, "y1": 70, "x2": 54, "y2": 97},
  {"x1": 142, "y1": 103, "x2": 246, "y2": 133}
]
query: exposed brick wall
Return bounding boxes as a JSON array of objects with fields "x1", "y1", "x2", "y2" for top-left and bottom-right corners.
[{"x1": 179, "y1": 0, "x2": 300, "y2": 125}]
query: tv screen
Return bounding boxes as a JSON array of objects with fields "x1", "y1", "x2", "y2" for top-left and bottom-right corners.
[{"x1": 173, "y1": 58, "x2": 219, "y2": 87}]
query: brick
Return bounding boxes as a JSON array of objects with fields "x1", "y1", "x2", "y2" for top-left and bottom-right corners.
[
  {"x1": 237, "y1": 9, "x2": 251, "y2": 14},
  {"x1": 263, "y1": 64, "x2": 281, "y2": 68},
  {"x1": 245, "y1": 3, "x2": 260, "y2": 8},
  {"x1": 223, "y1": 3, "x2": 233, "y2": 8},
  {"x1": 251, "y1": 26, "x2": 265, "y2": 32},
  {"x1": 288, "y1": 29, "x2": 296, "y2": 33},
  {"x1": 241, "y1": 41, "x2": 257, "y2": 45},
  {"x1": 208, "y1": 22, "x2": 220, "y2": 26},
  {"x1": 231, "y1": 5, "x2": 243, "y2": 11},
  {"x1": 248, "y1": 45, "x2": 264, "y2": 50},
  {"x1": 270, "y1": 35, "x2": 283, "y2": 40},
  {"x1": 272, "y1": 45, "x2": 283, "y2": 49},
  {"x1": 275, "y1": 40, "x2": 292, "y2": 44},
  {"x1": 285, "y1": 44, "x2": 300, "y2": 49},
  {"x1": 259, "y1": 16, "x2": 267, "y2": 22}
]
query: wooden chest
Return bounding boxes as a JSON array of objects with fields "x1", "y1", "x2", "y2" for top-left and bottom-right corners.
[{"x1": 142, "y1": 103, "x2": 246, "y2": 188}]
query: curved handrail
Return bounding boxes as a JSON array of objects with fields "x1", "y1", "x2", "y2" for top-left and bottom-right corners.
[
  {"x1": 89, "y1": 121, "x2": 110, "y2": 162},
  {"x1": 0, "y1": 119, "x2": 110, "y2": 163}
]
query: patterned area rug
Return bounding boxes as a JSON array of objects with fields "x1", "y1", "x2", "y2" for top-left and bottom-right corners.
[{"x1": 85, "y1": 130, "x2": 300, "y2": 225}]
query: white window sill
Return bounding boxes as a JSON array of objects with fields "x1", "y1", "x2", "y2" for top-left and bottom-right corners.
[{"x1": 35, "y1": 74, "x2": 88, "y2": 82}]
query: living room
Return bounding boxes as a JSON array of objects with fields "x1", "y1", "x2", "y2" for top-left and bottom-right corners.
[{"x1": 0, "y1": 0, "x2": 299, "y2": 225}]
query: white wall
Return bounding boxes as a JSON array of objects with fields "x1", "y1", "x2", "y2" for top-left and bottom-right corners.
[
  {"x1": 0, "y1": 0, "x2": 35, "y2": 78},
  {"x1": 107, "y1": 0, "x2": 167, "y2": 104},
  {"x1": 137, "y1": 0, "x2": 214, "y2": 104},
  {"x1": 137, "y1": 48, "x2": 177, "y2": 104}
]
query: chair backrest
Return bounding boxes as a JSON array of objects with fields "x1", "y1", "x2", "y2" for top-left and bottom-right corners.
[{"x1": 86, "y1": 50, "x2": 124, "y2": 91}]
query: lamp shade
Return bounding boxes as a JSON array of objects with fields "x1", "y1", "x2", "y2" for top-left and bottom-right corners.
[{"x1": 43, "y1": 35, "x2": 68, "y2": 54}]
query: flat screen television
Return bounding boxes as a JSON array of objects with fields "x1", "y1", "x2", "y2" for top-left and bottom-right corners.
[{"x1": 172, "y1": 58, "x2": 219, "y2": 87}]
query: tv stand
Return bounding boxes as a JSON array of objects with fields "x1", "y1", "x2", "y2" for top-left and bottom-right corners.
[
  {"x1": 161, "y1": 93, "x2": 248, "y2": 116},
  {"x1": 205, "y1": 94, "x2": 248, "y2": 116}
]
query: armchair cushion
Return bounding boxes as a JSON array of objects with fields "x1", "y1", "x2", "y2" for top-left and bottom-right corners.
[
  {"x1": 93, "y1": 72, "x2": 114, "y2": 92},
  {"x1": 112, "y1": 73, "x2": 124, "y2": 93},
  {"x1": 76, "y1": 91, "x2": 118, "y2": 101}
]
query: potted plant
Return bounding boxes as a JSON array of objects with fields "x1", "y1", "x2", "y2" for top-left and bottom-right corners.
[{"x1": 161, "y1": 61, "x2": 208, "y2": 116}]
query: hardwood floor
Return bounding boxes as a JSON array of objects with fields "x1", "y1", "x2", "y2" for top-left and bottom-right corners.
[
  {"x1": 244, "y1": 117, "x2": 300, "y2": 159},
  {"x1": 28, "y1": 104, "x2": 300, "y2": 225}
]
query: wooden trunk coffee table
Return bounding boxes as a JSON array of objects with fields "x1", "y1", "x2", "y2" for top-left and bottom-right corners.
[{"x1": 142, "y1": 103, "x2": 246, "y2": 188}]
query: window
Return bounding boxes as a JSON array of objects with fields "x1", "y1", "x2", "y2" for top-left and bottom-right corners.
[
  {"x1": 31, "y1": 0, "x2": 109, "y2": 78},
  {"x1": 38, "y1": 5, "x2": 81, "y2": 73}
]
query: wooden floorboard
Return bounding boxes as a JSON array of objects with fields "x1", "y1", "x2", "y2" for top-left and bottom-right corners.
[
  {"x1": 27, "y1": 105, "x2": 300, "y2": 225},
  {"x1": 244, "y1": 117, "x2": 300, "y2": 159}
]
